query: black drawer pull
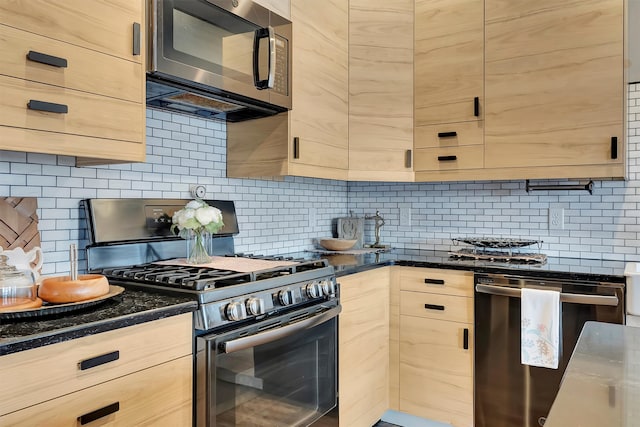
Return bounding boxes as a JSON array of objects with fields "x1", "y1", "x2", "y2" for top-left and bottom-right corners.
[
  {"x1": 78, "y1": 402, "x2": 120, "y2": 425},
  {"x1": 405, "y1": 149, "x2": 412, "y2": 168},
  {"x1": 27, "y1": 50, "x2": 67, "y2": 68},
  {"x1": 611, "y1": 136, "x2": 618, "y2": 160},
  {"x1": 133, "y1": 22, "x2": 141, "y2": 56},
  {"x1": 437, "y1": 155, "x2": 457, "y2": 161},
  {"x1": 424, "y1": 303, "x2": 445, "y2": 311},
  {"x1": 27, "y1": 100, "x2": 68, "y2": 114},
  {"x1": 424, "y1": 278, "x2": 445, "y2": 285},
  {"x1": 474, "y1": 96, "x2": 479, "y2": 117},
  {"x1": 463, "y1": 328, "x2": 469, "y2": 350},
  {"x1": 79, "y1": 350, "x2": 120, "y2": 371},
  {"x1": 437, "y1": 131, "x2": 457, "y2": 138},
  {"x1": 293, "y1": 137, "x2": 300, "y2": 159}
]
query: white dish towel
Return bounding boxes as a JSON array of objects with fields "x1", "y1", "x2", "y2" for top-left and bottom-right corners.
[{"x1": 521, "y1": 287, "x2": 561, "y2": 369}]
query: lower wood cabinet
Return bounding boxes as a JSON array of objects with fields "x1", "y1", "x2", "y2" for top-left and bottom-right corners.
[
  {"x1": 338, "y1": 267, "x2": 390, "y2": 427},
  {"x1": 0, "y1": 313, "x2": 193, "y2": 426}
]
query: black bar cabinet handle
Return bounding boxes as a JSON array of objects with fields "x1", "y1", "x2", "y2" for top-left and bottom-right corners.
[
  {"x1": 463, "y1": 328, "x2": 469, "y2": 350},
  {"x1": 132, "y1": 22, "x2": 141, "y2": 56},
  {"x1": 405, "y1": 149, "x2": 412, "y2": 168},
  {"x1": 424, "y1": 303, "x2": 445, "y2": 311},
  {"x1": 437, "y1": 131, "x2": 457, "y2": 138},
  {"x1": 27, "y1": 100, "x2": 68, "y2": 114},
  {"x1": 611, "y1": 136, "x2": 618, "y2": 159},
  {"x1": 27, "y1": 50, "x2": 67, "y2": 68},
  {"x1": 293, "y1": 137, "x2": 300, "y2": 159},
  {"x1": 474, "y1": 96, "x2": 480, "y2": 117},
  {"x1": 438, "y1": 155, "x2": 457, "y2": 161},
  {"x1": 78, "y1": 402, "x2": 120, "y2": 425},
  {"x1": 79, "y1": 350, "x2": 120, "y2": 371},
  {"x1": 424, "y1": 278, "x2": 445, "y2": 285}
]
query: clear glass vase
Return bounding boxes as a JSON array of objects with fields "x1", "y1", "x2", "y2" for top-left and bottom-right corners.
[{"x1": 186, "y1": 230, "x2": 211, "y2": 264}]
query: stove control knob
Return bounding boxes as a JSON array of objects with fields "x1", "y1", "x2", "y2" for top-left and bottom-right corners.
[
  {"x1": 246, "y1": 297, "x2": 264, "y2": 315},
  {"x1": 304, "y1": 282, "x2": 321, "y2": 299},
  {"x1": 319, "y1": 279, "x2": 335, "y2": 296},
  {"x1": 278, "y1": 289, "x2": 294, "y2": 306},
  {"x1": 225, "y1": 301, "x2": 245, "y2": 321}
]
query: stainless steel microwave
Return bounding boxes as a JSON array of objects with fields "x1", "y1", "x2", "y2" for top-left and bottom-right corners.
[{"x1": 147, "y1": 0, "x2": 292, "y2": 122}]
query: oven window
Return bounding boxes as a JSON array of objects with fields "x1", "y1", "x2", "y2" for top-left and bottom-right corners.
[{"x1": 213, "y1": 317, "x2": 336, "y2": 426}]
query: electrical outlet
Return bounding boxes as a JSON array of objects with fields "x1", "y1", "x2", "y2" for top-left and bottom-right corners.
[
  {"x1": 549, "y1": 207, "x2": 564, "y2": 230},
  {"x1": 308, "y1": 209, "x2": 317, "y2": 229},
  {"x1": 399, "y1": 207, "x2": 411, "y2": 227}
]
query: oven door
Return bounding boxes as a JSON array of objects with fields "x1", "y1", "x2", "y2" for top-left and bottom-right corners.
[{"x1": 196, "y1": 304, "x2": 339, "y2": 427}]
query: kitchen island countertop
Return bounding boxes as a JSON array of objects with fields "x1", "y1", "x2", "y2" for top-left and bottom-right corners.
[
  {"x1": 0, "y1": 288, "x2": 197, "y2": 356},
  {"x1": 545, "y1": 321, "x2": 640, "y2": 427}
]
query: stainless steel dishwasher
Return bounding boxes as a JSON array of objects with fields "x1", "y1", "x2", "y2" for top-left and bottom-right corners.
[{"x1": 474, "y1": 272, "x2": 624, "y2": 427}]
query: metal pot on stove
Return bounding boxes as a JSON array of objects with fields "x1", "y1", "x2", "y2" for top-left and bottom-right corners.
[{"x1": 0, "y1": 254, "x2": 39, "y2": 309}]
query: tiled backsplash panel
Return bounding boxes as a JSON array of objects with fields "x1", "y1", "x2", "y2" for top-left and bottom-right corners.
[
  {"x1": 1, "y1": 85, "x2": 640, "y2": 274},
  {"x1": 0, "y1": 109, "x2": 347, "y2": 275}
]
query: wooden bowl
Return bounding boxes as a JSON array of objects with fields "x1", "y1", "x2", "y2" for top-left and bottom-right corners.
[
  {"x1": 39, "y1": 274, "x2": 110, "y2": 303},
  {"x1": 319, "y1": 238, "x2": 357, "y2": 251}
]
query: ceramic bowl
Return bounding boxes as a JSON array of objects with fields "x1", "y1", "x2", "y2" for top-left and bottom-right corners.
[{"x1": 319, "y1": 238, "x2": 357, "y2": 251}]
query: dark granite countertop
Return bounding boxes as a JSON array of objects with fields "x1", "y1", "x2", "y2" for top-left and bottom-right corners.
[{"x1": 0, "y1": 288, "x2": 197, "y2": 356}]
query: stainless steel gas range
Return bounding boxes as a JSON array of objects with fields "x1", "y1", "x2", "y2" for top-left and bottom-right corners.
[{"x1": 84, "y1": 199, "x2": 340, "y2": 427}]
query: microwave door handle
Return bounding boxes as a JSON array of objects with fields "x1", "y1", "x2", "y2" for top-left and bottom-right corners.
[
  {"x1": 267, "y1": 26, "x2": 276, "y2": 89},
  {"x1": 475, "y1": 284, "x2": 619, "y2": 307},
  {"x1": 222, "y1": 306, "x2": 340, "y2": 354},
  {"x1": 253, "y1": 27, "x2": 274, "y2": 90}
]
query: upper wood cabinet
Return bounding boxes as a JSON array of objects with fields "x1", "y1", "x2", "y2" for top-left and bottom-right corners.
[
  {"x1": 348, "y1": 0, "x2": 414, "y2": 182},
  {"x1": 227, "y1": 0, "x2": 349, "y2": 180},
  {"x1": 484, "y1": 0, "x2": 624, "y2": 180},
  {"x1": 0, "y1": 0, "x2": 146, "y2": 165}
]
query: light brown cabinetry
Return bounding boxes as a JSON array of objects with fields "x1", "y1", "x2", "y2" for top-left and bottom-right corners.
[
  {"x1": 413, "y1": 0, "x2": 484, "y2": 179},
  {"x1": 348, "y1": 0, "x2": 414, "y2": 181},
  {"x1": 0, "y1": 314, "x2": 193, "y2": 425},
  {"x1": 0, "y1": 0, "x2": 145, "y2": 164},
  {"x1": 484, "y1": 0, "x2": 624, "y2": 180},
  {"x1": 338, "y1": 267, "x2": 391, "y2": 427},
  {"x1": 398, "y1": 267, "x2": 474, "y2": 427},
  {"x1": 227, "y1": 0, "x2": 349, "y2": 180}
]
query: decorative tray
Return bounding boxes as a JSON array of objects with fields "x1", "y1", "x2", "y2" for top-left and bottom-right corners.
[
  {"x1": 0, "y1": 285, "x2": 124, "y2": 320},
  {"x1": 452, "y1": 237, "x2": 542, "y2": 249}
]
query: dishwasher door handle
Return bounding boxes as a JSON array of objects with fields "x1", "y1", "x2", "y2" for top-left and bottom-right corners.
[{"x1": 475, "y1": 283, "x2": 619, "y2": 307}]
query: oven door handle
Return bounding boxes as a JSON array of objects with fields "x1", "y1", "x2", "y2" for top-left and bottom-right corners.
[
  {"x1": 222, "y1": 306, "x2": 341, "y2": 354},
  {"x1": 475, "y1": 284, "x2": 619, "y2": 307}
]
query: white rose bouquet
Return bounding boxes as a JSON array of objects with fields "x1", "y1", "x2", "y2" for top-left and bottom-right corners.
[{"x1": 171, "y1": 199, "x2": 224, "y2": 264}]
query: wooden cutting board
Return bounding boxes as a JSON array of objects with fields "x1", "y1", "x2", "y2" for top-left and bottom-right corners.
[{"x1": 0, "y1": 197, "x2": 41, "y2": 252}]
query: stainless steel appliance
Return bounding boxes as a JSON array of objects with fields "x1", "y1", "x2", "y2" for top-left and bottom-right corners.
[
  {"x1": 474, "y1": 272, "x2": 625, "y2": 427},
  {"x1": 84, "y1": 199, "x2": 339, "y2": 427},
  {"x1": 147, "y1": 0, "x2": 292, "y2": 121}
]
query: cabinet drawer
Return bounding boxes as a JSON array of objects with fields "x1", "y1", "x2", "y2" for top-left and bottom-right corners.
[
  {"x1": 0, "y1": 0, "x2": 143, "y2": 62},
  {"x1": 0, "y1": 75, "x2": 143, "y2": 143},
  {"x1": 414, "y1": 145, "x2": 484, "y2": 171},
  {"x1": 0, "y1": 24, "x2": 142, "y2": 102},
  {"x1": 400, "y1": 291, "x2": 472, "y2": 323},
  {"x1": 0, "y1": 356, "x2": 193, "y2": 426},
  {"x1": 415, "y1": 121, "x2": 484, "y2": 149},
  {"x1": 0, "y1": 313, "x2": 192, "y2": 416},
  {"x1": 399, "y1": 267, "x2": 473, "y2": 297}
]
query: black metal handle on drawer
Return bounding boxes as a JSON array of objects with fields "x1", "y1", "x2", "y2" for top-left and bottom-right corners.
[
  {"x1": 474, "y1": 96, "x2": 480, "y2": 117},
  {"x1": 293, "y1": 137, "x2": 300, "y2": 159},
  {"x1": 463, "y1": 328, "x2": 469, "y2": 350},
  {"x1": 79, "y1": 350, "x2": 120, "y2": 371},
  {"x1": 437, "y1": 131, "x2": 457, "y2": 138},
  {"x1": 437, "y1": 155, "x2": 457, "y2": 161},
  {"x1": 611, "y1": 136, "x2": 618, "y2": 159},
  {"x1": 78, "y1": 402, "x2": 120, "y2": 425},
  {"x1": 27, "y1": 50, "x2": 67, "y2": 68},
  {"x1": 27, "y1": 100, "x2": 68, "y2": 114},
  {"x1": 133, "y1": 22, "x2": 141, "y2": 56},
  {"x1": 424, "y1": 303, "x2": 445, "y2": 311},
  {"x1": 405, "y1": 149, "x2": 412, "y2": 168},
  {"x1": 424, "y1": 278, "x2": 445, "y2": 285}
]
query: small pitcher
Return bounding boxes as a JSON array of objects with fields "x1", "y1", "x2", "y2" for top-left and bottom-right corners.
[{"x1": 0, "y1": 247, "x2": 44, "y2": 280}]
